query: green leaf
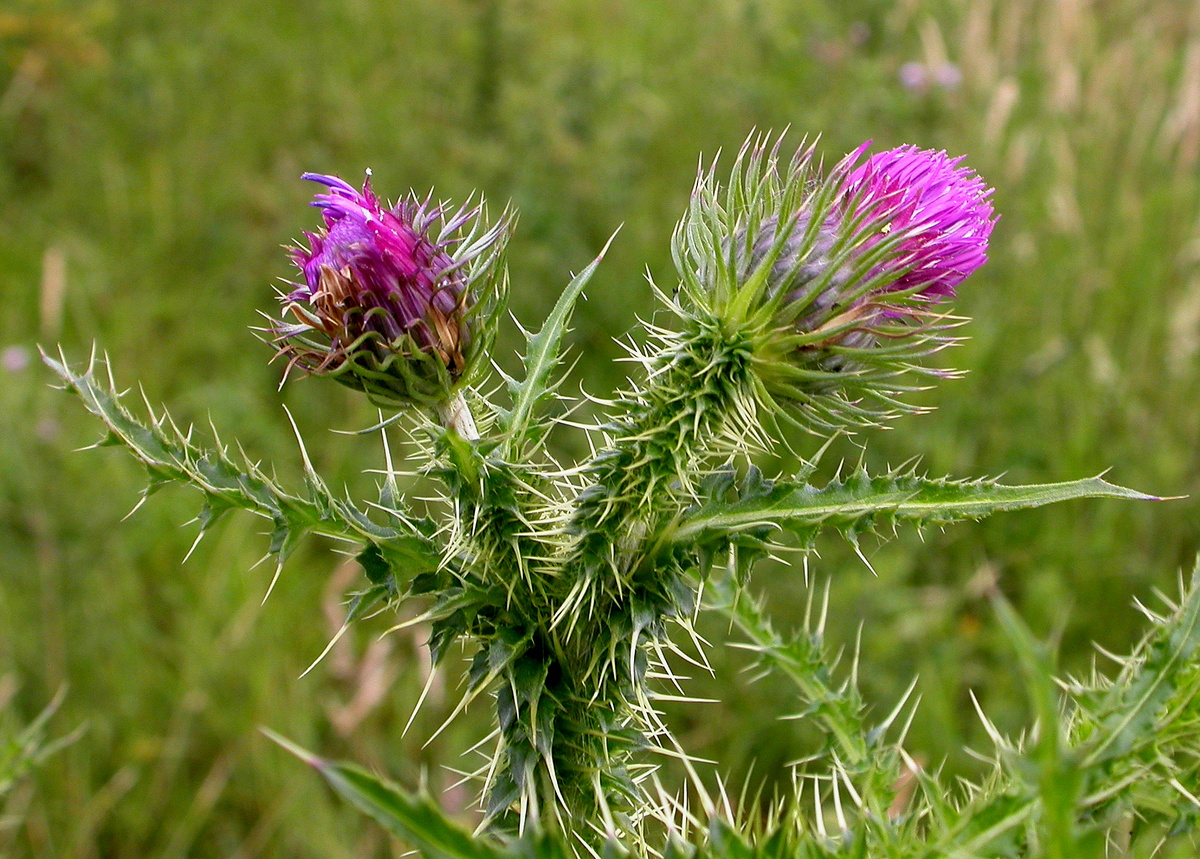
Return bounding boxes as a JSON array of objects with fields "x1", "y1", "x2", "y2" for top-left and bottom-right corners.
[
  {"x1": 1081, "y1": 565, "x2": 1200, "y2": 768},
  {"x1": 43, "y1": 348, "x2": 443, "y2": 579},
  {"x1": 704, "y1": 572, "x2": 876, "y2": 774},
  {"x1": 705, "y1": 819, "x2": 755, "y2": 859},
  {"x1": 671, "y1": 470, "x2": 1158, "y2": 547},
  {"x1": 500, "y1": 233, "x2": 617, "y2": 458},
  {"x1": 264, "y1": 731, "x2": 511, "y2": 859},
  {"x1": 357, "y1": 542, "x2": 393, "y2": 585},
  {"x1": 992, "y1": 598, "x2": 1081, "y2": 858},
  {"x1": 343, "y1": 578, "x2": 397, "y2": 626},
  {"x1": 935, "y1": 791, "x2": 1037, "y2": 856},
  {"x1": 1, "y1": 686, "x2": 83, "y2": 801}
]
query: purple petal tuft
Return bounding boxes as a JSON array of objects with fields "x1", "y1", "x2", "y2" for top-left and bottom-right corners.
[
  {"x1": 284, "y1": 172, "x2": 470, "y2": 377},
  {"x1": 842, "y1": 145, "x2": 996, "y2": 299}
]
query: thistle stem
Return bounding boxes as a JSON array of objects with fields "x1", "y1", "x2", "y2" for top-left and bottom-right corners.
[
  {"x1": 565, "y1": 319, "x2": 756, "y2": 593},
  {"x1": 438, "y1": 390, "x2": 479, "y2": 440},
  {"x1": 517, "y1": 319, "x2": 758, "y2": 816}
]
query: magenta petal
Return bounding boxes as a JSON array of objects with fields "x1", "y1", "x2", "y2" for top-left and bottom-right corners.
[
  {"x1": 842, "y1": 145, "x2": 996, "y2": 298},
  {"x1": 288, "y1": 172, "x2": 467, "y2": 358}
]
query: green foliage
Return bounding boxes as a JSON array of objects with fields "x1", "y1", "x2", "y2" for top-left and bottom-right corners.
[
  {"x1": 40, "y1": 346, "x2": 442, "y2": 586},
  {"x1": 675, "y1": 465, "x2": 1155, "y2": 553},
  {"x1": 1, "y1": 687, "x2": 80, "y2": 805},
  {"x1": 497, "y1": 232, "x2": 617, "y2": 460},
  {"x1": 267, "y1": 567, "x2": 1200, "y2": 857},
  {"x1": 671, "y1": 137, "x2": 967, "y2": 432},
  {"x1": 264, "y1": 731, "x2": 514, "y2": 859},
  {"x1": 42, "y1": 134, "x2": 1165, "y2": 850},
  {"x1": 5, "y1": 0, "x2": 1200, "y2": 856}
]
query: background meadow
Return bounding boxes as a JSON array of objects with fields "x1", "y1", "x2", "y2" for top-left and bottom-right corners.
[{"x1": 2, "y1": 0, "x2": 1200, "y2": 855}]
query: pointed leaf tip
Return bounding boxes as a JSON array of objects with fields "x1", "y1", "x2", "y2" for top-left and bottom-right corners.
[
  {"x1": 672, "y1": 471, "x2": 1161, "y2": 547},
  {"x1": 501, "y1": 233, "x2": 618, "y2": 456},
  {"x1": 260, "y1": 727, "x2": 326, "y2": 770}
]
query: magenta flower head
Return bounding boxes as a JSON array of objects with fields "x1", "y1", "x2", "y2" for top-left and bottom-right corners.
[
  {"x1": 673, "y1": 133, "x2": 995, "y2": 430},
  {"x1": 273, "y1": 172, "x2": 510, "y2": 409},
  {"x1": 840, "y1": 144, "x2": 993, "y2": 300}
]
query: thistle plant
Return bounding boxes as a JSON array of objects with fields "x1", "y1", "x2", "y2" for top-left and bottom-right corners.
[{"x1": 45, "y1": 133, "x2": 1200, "y2": 858}]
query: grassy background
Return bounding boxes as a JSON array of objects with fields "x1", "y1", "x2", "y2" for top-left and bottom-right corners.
[{"x1": 2, "y1": 0, "x2": 1199, "y2": 855}]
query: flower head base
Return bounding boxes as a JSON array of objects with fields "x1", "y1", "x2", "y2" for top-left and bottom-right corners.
[
  {"x1": 274, "y1": 173, "x2": 510, "y2": 409},
  {"x1": 672, "y1": 134, "x2": 995, "y2": 431}
]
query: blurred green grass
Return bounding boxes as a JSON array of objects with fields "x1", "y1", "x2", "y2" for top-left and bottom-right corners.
[{"x1": 2, "y1": 0, "x2": 1199, "y2": 855}]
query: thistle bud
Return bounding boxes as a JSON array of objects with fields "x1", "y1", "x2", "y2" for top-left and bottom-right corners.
[
  {"x1": 273, "y1": 173, "x2": 510, "y2": 409},
  {"x1": 673, "y1": 135, "x2": 995, "y2": 429}
]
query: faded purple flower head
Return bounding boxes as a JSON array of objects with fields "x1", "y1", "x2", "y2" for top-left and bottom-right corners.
[
  {"x1": 2, "y1": 345, "x2": 30, "y2": 374},
  {"x1": 898, "y1": 62, "x2": 962, "y2": 94},
  {"x1": 934, "y1": 63, "x2": 963, "y2": 90},
  {"x1": 276, "y1": 172, "x2": 509, "y2": 406},
  {"x1": 898, "y1": 62, "x2": 930, "y2": 93},
  {"x1": 840, "y1": 144, "x2": 995, "y2": 301},
  {"x1": 290, "y1": 173, "x2": 468, "y2": 370}
]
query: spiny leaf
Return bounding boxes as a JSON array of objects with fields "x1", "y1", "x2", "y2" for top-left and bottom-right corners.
[
  {"x1": 933, "y1": 792, "x2": 1037, "y2": 856},
  {"x1": 265, "y1": 731, "x2": 511, "y2": 859},
  {"x1": 43, "y1": 349, "x2": 442, "y2": 578},
  {"x1": 500, "y1": 232, "x2": 617, "y2": 459},
  {"x1": 1081, "y1": 564, "x2": 1200, "y2": 768},
  {"x1": 992, "y1": 597, "x2": 1080, "y2": 856},
  {"x1": 704, "y1": 572, "x2": 876, "y2": 776},
  {"x1": 671, "y1": 470, "x2": 1157, "y2": 547},
  {"x1": 357, "y1": 542, "x2": 394, "y2": 585},
  {"x1": 931, "y1": 566, "x2": 1200, "y2": 854}
]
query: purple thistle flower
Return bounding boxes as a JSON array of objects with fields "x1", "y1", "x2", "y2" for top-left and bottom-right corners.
[
  {"x1": 679, "y1": 134, "x2": 996, "y2": 429},
  {"x1": 275, "y1": 173, "x2": 509, "y2": 407},
  {"x1": 724, "y1": 142, "x2": 994, "y2": 332},
  {"x1": 291, "y1": 172, "x2": 468, "y2": 372},
  {"x1": 839, "y1": 144, "x2": 995, "y2": 301}
]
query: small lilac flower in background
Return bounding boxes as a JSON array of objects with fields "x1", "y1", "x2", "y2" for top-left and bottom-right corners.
[
  {"x1": 898, "y1": 61, "x2": 930, "y2": 94},
  {"x1": 274, "y1": 172, "x2": 509, "y2": 411},
  {"x1": 934, "y1": 63, "x2": 963, "y2": 90},
  {"x1": 898, "y1": 61, "x2": 962, "y2": 94},
  {"x1": 2, "y1": 345, "x2": 30, "y2": 374}
]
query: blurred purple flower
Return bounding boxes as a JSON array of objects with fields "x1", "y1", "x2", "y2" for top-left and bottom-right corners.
[
  {"x1": 2, "y1": 345, "x2": 30, "y2": 373},
  {"x1": 841, "y1": 144, "x2": 995, "y2": 300},
  {"x1": 898, "y1": 62, "x2": 929, "y2": 93},
  {"x1": 898, "y1": 61, "x2": 963, "y2": 94},
  {"x1": 934, "y1": 63, "x2": 962, "y2": 90}
]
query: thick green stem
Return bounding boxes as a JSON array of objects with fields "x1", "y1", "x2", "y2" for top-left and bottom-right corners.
[
  {"x1": 558, "y1": 319, "x2": 757, "y2": 660},
  {"x1": 438, "y1": 390, "x2": 480, "y2": 441},
  {"x1": 438, "y1": 318, "x2": 764, "y2": 828},
  {"x1": 502, "y1": 318, "x2": 761, "y2": 819}
]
